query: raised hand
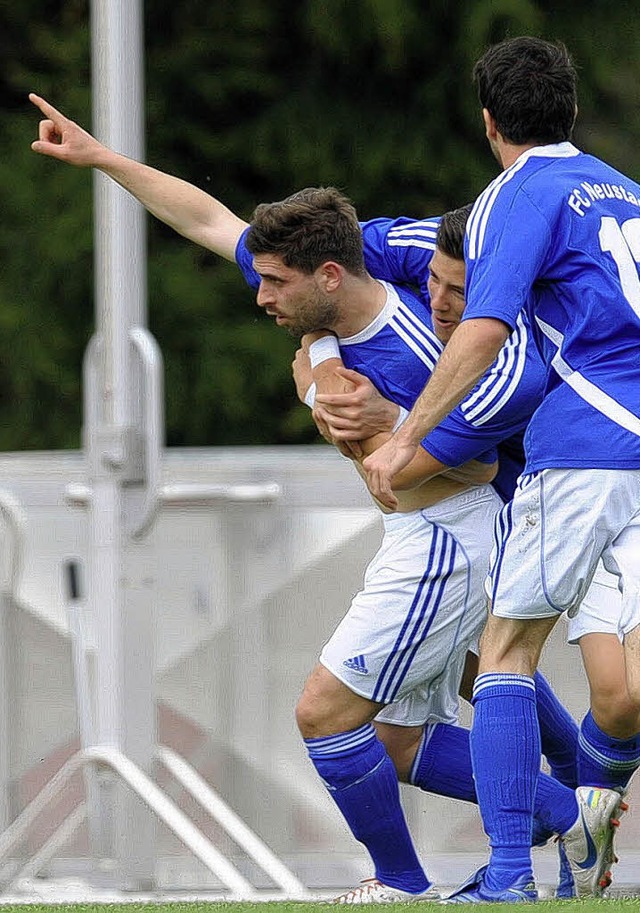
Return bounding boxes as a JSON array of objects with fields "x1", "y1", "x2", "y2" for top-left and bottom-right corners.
[{"x1": 29, "y1": 93, "x2": 106, "y2": 167}]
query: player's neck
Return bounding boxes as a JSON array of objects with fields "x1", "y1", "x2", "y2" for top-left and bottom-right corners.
[
  {"x1": 499, "y1": 140, "x2": 538, "y2": 170},
  {"x1": 331, "y1": 275, "x2": 388, "y2": 338}
]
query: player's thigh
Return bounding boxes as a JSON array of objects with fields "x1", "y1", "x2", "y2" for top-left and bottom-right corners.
[{"x1": 602, "y1": 509, "x2": 640, "y2": 705}]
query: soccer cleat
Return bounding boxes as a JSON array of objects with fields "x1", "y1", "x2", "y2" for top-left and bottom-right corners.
[
  {"x1": 555, "y1": 840, "x2": 576, "y2": 899},
  {"x1": 440, "y1": 865, "x2": 537, "y2": 904},
  {"x1": 332, "y1": 878, "x2": 441, "y2": 904},
  {"x1": 560, "y1": 786, "x2": 625, "y2": 897}
]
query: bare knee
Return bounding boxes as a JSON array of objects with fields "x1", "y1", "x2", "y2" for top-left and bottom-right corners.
[
  {"x1": 590, "y1": 693, "x2": 640, "y2": 739},
  {"x1": 580, "y1": 632, "x2": 640, "y2": 738},
  {"x1": 295, "y1": 663, "x2": 380, "y2": 739}
]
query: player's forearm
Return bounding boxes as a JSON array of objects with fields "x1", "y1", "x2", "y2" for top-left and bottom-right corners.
[
  {"x1": 353, "y1": 435, "x2": 442, "y2": 489},
  {"x1": 93, "y1": 148, "x2": 247, "y2": 261},
  {"x1": 397, "y1": 318, "x2": 510, "y2": 447},
  {"x1": 441, "y1": 459, "x2": 498, "y2": 485}
]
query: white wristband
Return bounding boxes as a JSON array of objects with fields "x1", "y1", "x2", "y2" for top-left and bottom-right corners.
[
  {"x1": 308, "y1": 335, "x2": 341, "y2": 369},
  {"x1": 304, "y1": 382, "x2": 317, "y2": 408},
  {"x1": 392, "y1": 406, "x2": 409, "y2": 432}
]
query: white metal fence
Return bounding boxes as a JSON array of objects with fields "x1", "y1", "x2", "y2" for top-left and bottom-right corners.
[{"x1": 0, "y1": 446, "x2": 636, "y2": 897}]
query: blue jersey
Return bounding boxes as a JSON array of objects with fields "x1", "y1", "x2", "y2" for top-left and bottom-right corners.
[
  {"x1": 464, "y1": 142, "x2": 640, "y2": 471},
  {"x1": 235, "y1": 229, "x2": 504, "y2": 480},
  {"x1": 360, "y1": 217, "x2": 546, "y2": 501}
]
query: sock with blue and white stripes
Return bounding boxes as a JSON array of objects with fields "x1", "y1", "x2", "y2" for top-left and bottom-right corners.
[
  {"x1": 578, "y1": 710, "x2": 640, "y2": 789},
  {"x1": 470, "y1": 673, "x2": 539, "y2": 891},
  {"x1": 305, "y1": 723, "x2": 431, "y2": 893}
]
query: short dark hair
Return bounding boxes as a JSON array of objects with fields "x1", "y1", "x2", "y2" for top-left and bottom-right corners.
[
  {"x1": 245, "y1": 186, "x2": 367, "y2": 276},
  {"x1": 473, "y1": 36, "x2": 577, "y2": 145},
  {"x1": 436, "y1": 204, "x2": 473, "y2": 261}
]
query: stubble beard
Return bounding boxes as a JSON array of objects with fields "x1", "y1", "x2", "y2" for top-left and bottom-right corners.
[{"x1": 286, "y1": 290, "x2": 340, "y2": 338}]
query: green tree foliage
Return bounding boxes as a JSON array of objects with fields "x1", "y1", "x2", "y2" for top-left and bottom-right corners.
[{"x1": 1, "y1": 0, "x2": 640, "y2": 449}]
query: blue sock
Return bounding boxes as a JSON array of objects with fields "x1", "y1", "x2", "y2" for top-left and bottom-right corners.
[
  {"x1": 534, "y1": 671, "x2": 579, "y2": 789},
  {"x1": 411, "y1": 721, "x2": 578, "y2": 841},
  {"x1": 470, "y1": 673, "x2": 539, "y2": 891},
  {"x1": 409, "y1": 723, "x2": 476, "y2": 802},
  {"x1": 578, "y1": 710, "x2": 640, "y2": 789},
  {"x1": 533, "y1": 769, "x2": 579, "y2": 837},
  {"x1": 305, "y1": 724, "x2": 430, "y2": 893}
]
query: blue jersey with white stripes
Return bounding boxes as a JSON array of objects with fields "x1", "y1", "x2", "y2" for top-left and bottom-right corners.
[
  {"x1": 360, "y1": 217, "x2": 546, "y2": 501},
  {"x1": 464, "y1": 142, "x2": 640, "y2": 471},
  {"x1": 235, "y1": 228, "x2": 506, "y2": 476},
  {"x1": 236, "y1": 228, "x2": 452, "y2": 411}
]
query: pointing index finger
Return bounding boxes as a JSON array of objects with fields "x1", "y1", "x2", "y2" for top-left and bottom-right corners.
[{"x1": 29, "y1": 93, "x2": 67, "y2": 124}]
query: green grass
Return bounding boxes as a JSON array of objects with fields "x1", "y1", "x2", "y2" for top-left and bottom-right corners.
[{"x1": 0, "y1": 901, "x2": 638, "y2": 913}]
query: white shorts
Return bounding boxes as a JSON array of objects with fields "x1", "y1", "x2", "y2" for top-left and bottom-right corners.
[
  {"x1": 487, "y1": 468, "x2": 640, "y2": 637},
  {"x1": 566, "y1": 560, "x2": 623, "y2": 643},
  {"x1": 320, "y1": 485, "x2": 502, "y2": 727}
]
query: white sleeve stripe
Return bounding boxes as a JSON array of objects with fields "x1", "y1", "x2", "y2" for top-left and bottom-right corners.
[
  {"x1": 460, "y1": 316, "x2": 527, "y2": 423},
  {"x1": 388, "y1": 221, "x2": 439, "y2": 236},
  {"x1": 467, "y1": 157, "x2": 529, "y2": 259},
  {"x1": 387, "y1": 239, "x2": 437, "y2": 250},
  {"x1": 389, "y1": 317, "x2": 440, "y2": 371},
  {"x1": 461, "y1": 329, "x2": 516, "y2": 411},
  {"x1": 467, "y1": 325, "x2": 527, "y2": 425},
  {"x1": 396, "y1": 303, "x2": 443, "y2": 361},
  {"x1": 388, "y1": 227, "x2": 439, "y2": 238},
  {"x1": 536, "y1": 317, "x2": 640, "y2": 436}
]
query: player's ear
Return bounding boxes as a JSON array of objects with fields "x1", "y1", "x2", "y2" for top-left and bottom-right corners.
[
  {"x1": 318, "y1": 261, "x2": 342, "y2": 293},
  {"x1": 482, "y1": 107, "x2": 498, "y2": 141}
]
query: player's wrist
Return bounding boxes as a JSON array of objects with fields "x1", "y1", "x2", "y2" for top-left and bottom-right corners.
[
  {"x1": 391, "y1": 406, "x2": 409, "y2": 433},
  {"x1": 308, "y1": 335, "x2": 341, "y2": 369},
  {"x1": 395, "y1": 412, "x2": 422, "y2": 447}
]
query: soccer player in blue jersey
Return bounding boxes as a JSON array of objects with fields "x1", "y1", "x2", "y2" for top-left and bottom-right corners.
[
  {"x1": 363, "y1": 36, "x2": 640, "y2": 902},
  {"x1": 241, "y1": 194, "x2": 595, "y2": 902},
  {"x1": 29, "y1": 93, "x2": 608, "y2": 901},
  {"x1": 304, "y1": 203, "x2": 635, "y2": 898},
  {"x1": 326, "y1": 205, "x2": 640, "y2": 820}
]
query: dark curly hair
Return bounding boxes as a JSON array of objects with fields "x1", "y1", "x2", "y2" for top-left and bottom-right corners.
[
  {"x1": 245, "y1": 186, "x2": 367, "y2": 276},
  {"x1": 473, "y1": 36, "x2": 577, "y2": 145}
]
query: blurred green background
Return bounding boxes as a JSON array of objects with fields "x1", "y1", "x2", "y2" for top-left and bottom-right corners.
[{"x1": 2, "y1": 0, "x2": 639, "y2": 449}]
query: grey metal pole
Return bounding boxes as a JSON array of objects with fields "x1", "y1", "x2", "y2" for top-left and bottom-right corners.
[{"x1": 85, "y1": 0, "x2": 157, "y2": 889}]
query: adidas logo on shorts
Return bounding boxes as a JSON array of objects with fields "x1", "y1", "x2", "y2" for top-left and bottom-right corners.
[{"x1": 343, "y1": 654, "x2": 369, "y2": 674}]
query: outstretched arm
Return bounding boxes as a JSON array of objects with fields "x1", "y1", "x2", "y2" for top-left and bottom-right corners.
[{"x1": 29, "y1": 93, "x2": 247, "y2": 261}]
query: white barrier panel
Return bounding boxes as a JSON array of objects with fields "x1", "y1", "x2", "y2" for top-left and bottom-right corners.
[{"x1": 0, "y1": 446, "x2": 636, "y2": 893}]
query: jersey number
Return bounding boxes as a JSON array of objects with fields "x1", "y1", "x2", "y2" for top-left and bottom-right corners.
[{"x1": 598, "y1": 216, "x2": 640, "y2": 319}]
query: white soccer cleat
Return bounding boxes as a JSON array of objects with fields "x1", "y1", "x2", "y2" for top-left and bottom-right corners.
[
  {"x1": 332, "y1": 877, "x2": 441, "y2": 903},
  {"x1": 560, "y1": 786, "x2": 626, "y2": 896}
]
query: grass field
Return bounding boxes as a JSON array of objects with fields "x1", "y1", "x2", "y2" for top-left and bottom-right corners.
[{"x1": 0, "y1": 901, "x2": 639, "y2": 913}]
